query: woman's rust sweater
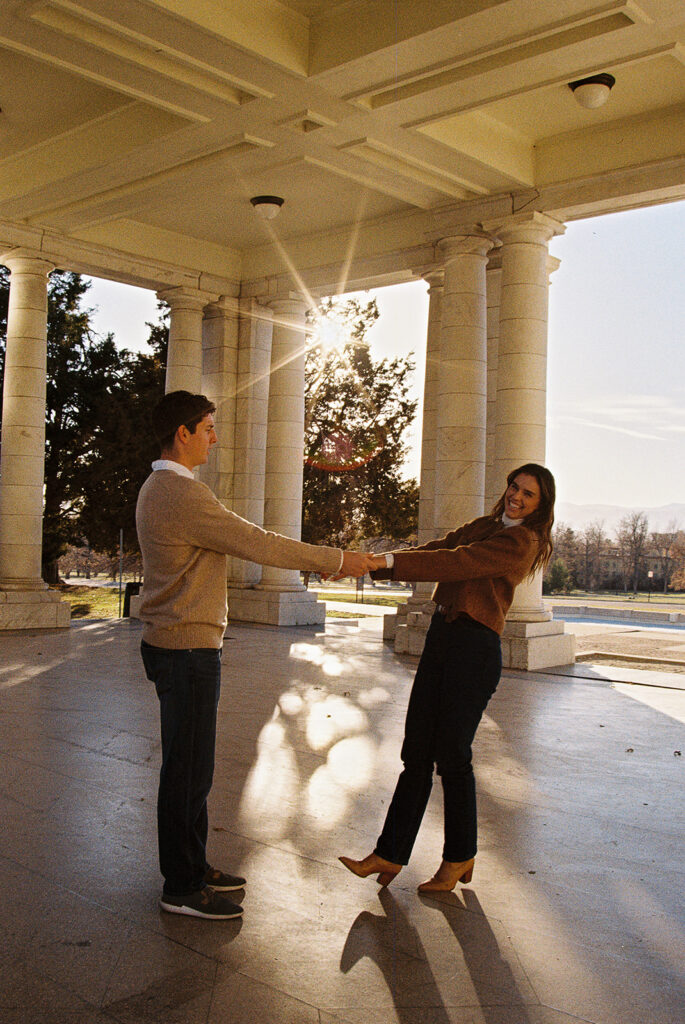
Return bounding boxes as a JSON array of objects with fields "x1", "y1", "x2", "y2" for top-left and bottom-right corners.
[{"x1": 375, "y1": 515, "x2": 539, "y2": 635}]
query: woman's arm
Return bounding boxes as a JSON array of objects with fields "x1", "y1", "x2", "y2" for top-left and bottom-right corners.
[
  {"x1": 368, "y1": 519, "x2": 483, "y2": 578},
  {"x1": 380, "y1": 527, "x2": 538, "y2": 584}
]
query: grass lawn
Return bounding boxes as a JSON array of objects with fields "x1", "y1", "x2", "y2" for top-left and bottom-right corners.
[
  {"x1": 55, "y1": 583, "x2": 123, "y2": 618},
  {"x1": 313, "y1": 590, "x2": 408, "y2": 607}
]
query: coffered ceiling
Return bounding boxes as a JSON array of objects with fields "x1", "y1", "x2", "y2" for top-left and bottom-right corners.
[{"x1": 0, "y1": 0, "x2": 683, "y2": 288}]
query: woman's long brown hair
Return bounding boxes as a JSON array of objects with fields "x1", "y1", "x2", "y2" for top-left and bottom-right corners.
[{"x1": 490, "y1": 463, "x2": 556, "y2": 577}]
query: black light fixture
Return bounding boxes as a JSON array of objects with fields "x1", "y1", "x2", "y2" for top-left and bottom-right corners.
[
  {"x1": 250, "y1": 195, "x2": 284, "y2": 220},
  {"x1": 568, "y1": 73, "x2": 616, "y2": 109}
]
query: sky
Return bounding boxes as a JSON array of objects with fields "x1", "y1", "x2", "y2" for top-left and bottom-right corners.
[{"x1": 84, "y1": 199, "x2": 685, "y2": 512}]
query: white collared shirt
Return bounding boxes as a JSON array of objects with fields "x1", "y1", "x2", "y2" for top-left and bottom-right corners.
[{"x1": 151, "y1": 459, "x2": 195, "y2": 480}]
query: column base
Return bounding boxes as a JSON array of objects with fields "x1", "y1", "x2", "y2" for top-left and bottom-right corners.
[
  {"x1": 0, "y1": 588, "x2": 71, "y2": 630},
  {"x1": 391, "y1": 596, "x2": 436, "y2": 653},
  {"x1": 227, "y1": 587, "x2": 326, "y2": 627},
  {"x1": 501, "y1": 619, "x2": 575, "y2": 670}
]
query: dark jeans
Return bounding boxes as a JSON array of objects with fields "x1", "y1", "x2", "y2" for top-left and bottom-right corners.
[
  {"x1": 141, "y1": 641, "x2": 221, "y2": 896},
  {"x1": 375, "y1": 612, "x2": 501, "y2": 865}
]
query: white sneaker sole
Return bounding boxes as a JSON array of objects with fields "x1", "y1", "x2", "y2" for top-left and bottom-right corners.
[{"x1": 160, "y1": 899, "x2": 243, "y2": 919}]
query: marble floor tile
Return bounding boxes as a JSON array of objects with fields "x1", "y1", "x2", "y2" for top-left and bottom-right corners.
[{"x1": 0, "y1": 618, "x2": 683, "y2": 1024}]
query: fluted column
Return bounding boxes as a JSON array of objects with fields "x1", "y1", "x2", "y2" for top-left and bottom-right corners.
[
  {"x1": 492, "y1": 213, "x2": 563, "y2": 621},
  {"x1": 227, "y1": 298, "x2": 273, "y2": 591},
  {"x1": 158, "y1": 286, "x2": 207, "y2": 395},
  {"x1": 0, "y1": 250, "x2": 69, "y2": 628},
  {"x1": 388, "y1": 270, "x2": 444, "y2": 652},
  {"x1": 200, "y1": 293, "x2": 240, "y2": 500},
  {"x1": 485, "y1": 250, "x2": 503, "y2": 512},
  {"x1": 259, "y1": 295, "x2": 308, "y2": 593},
  {"x1": 434, "y1": 231, "x2": 495, "y2": 533},
  {"x1": 392, "y1": 235, "x2": 495, "y2": 659},
  {"x1": 417, "y1": 270, "x2": 444, "y2": 547},
  {"x1": 485, "y1": 212, "x2": 574, "y2": 668}
]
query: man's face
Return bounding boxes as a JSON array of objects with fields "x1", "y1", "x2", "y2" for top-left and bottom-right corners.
[{"x1": 184, "y1": 413, "x2": 217, "y2": 468}]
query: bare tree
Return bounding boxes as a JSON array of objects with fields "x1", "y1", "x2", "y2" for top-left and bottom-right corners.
[
  {"x1": 651, "y1": 521, "x2": 681, "y2": 592},
  {"x1": 615, "y1": 512, "x2": 649, "y2": 594},
  {"x1": 551, "y1": 523, "x2": 579, "y2": 586},
  {"x1": 580, "y1": 519, "x2": 607, "y2": 591},
  {"x1": 669, "y1": 533, "x2": 685, "y2": 591}
]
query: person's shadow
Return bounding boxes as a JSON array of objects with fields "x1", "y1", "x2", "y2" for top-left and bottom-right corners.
[
  {"x1": 340, "y1": 888, "x2": 452, "y2": 1023},
  {"x1": 340, "y1": 887, "x2": 535, "y2": 1022},
  {"x1": 418, "y1": 887, "x2": 535, "y2": 1022}
]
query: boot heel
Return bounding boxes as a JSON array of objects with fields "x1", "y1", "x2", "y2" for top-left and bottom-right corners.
[
  {"x1": 460, "y1": 865, "x2": 474, "y2": 884},
  {"x1": 376, "y1": 870, "x2": 398, "y2": 887}
]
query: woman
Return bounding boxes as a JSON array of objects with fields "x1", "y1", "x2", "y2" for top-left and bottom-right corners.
[{"x1": 339, "y1": 463, "x2": 555, "y2": 893}]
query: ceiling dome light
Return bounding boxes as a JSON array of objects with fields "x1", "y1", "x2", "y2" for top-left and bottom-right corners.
[
  {"x1": 250, "y1": 195, "x2": 284, "y2": 220},
  {"x1": 568, "y1": 73, "x2": 616, "y2": 109}
]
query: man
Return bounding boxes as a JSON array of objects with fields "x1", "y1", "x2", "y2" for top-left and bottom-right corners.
[{"x1": 136, "y1": 390, "x2": 372, "y2": 920}]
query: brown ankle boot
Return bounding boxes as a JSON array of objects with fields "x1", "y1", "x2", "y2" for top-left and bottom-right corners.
[
  {"x1": 338, "y1": 853, "x2": 402, "y2": 887},
  {"x1": 418, "y1": 857, "x2": 474, "y2": 893}
]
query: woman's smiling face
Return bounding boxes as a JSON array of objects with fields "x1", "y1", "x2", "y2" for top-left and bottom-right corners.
[{"x1": 504, "y1": 473, "x2": 541, "y2": 520}]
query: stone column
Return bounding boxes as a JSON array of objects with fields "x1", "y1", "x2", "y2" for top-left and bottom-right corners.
[
  {"x1": 0, "y1": 250, "x2": 69, "y2": 629},
  {"x1": 390, "y1": 271, "x2": 443, "y2": 651},
  {"x1": 485, "y1": 250, "x2": 503, "y2": 512},
  {"x1": 433, "y1": 231, "x2": 495, "y2": 533},
  {"x1": 157, "y1": 286, "x2": 207, "y2": 395},
  {"x1": 417, "y1": 271, "x2": 444, "y2": 546},
  {"x1": 488, "y1": 212, "x2": 574, "y2": 669},
  {"x1": 200, "y1": 293, "x2": 240, "y2": 500},
  {"x1": 255, "y1": 294, "x2": 325, "y2": 625},
  {"x1": 226, "y1": 299, "x2": 276, "y2": 619}
]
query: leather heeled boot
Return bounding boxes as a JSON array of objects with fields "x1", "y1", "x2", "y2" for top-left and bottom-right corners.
[
  {"x1": 338, "y1": 852, "x2": 402, "y2": 887},
  {"x1": 417, "y1": 857, "x2": 475, "y2": 893}
]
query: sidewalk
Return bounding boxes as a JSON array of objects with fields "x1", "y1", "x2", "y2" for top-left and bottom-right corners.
[{"x1": 0, "y1": 616, "x2": 683, "y2": 1023}]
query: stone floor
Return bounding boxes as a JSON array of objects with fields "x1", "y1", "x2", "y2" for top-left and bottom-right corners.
[{"x1": 0, "y1": 615, "x2": 683, "y2": 1024}]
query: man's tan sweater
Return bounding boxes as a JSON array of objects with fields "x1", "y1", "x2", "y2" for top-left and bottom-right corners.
[
  {"x1": 374, "y1": 515, "x2": 539, "y2": 635},
  {"x1": 136, "y1": 469, "x2": 342, "y2": 649}
]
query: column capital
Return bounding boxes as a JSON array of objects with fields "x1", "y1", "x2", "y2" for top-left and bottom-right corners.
[
  {"x1": 483, "y1": 211, "x2": 566, "y2": 246},
  {"x1": 422, "y1": 268, "x2": 445, "y2": 291},
  {"x1": 0, "y1": 248, "x2": 55, "y2": 275},
  {"x1": 487, "y1": 248, "x2": 503, "y2": 272},
  {"x1": 267, "y1": 292, "x2": 309, "y2": 315},
  {"x1": 203, "y1": 294, "x2": 241, "y2": 320},
  {"x1": 437, "y1": 230, "x2": 496, "y2": 262},
  {"x1": 156, "y1": 285, "x2": 215, "y2": 311}
]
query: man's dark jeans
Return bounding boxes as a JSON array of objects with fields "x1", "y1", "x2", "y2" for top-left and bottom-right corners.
[
  {"x1": 141, "y1": 641, "x2": 221, "y2": 896},
  {"x1": 375, "y1": 612, "x2": 502, "y2": 865}
]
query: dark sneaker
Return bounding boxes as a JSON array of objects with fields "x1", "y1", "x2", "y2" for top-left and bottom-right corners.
[
  {"x1": 204, "y1": 866, "x2": 246, "y2": 892},
  {"x1": 160, "y1": 887, "x2": 243, "y2": 919}
]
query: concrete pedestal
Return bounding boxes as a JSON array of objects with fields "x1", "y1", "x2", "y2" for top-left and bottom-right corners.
[
  {"x1": 501, "y1": 618, "x2": 575, "y2": 671},
  {"x1": 0, "y1": 589, "x2": 70, "y2": 630},
  {"x1": 227, "y1": 587, "x2": 326, "y2": 627},
  {"x1": 391, "y1": 595, "x2": 435, "y2": 654}
]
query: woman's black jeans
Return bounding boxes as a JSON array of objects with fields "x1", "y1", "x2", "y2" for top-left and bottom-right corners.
[
  {"x1": 375, "y1": 612, "x2": 502, "y2": 865},
  {"x1": 141, "y1": 641, "x2": 221, "y2": 896}
]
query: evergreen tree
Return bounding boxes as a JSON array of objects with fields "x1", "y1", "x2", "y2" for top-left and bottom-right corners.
[
  {"x1": 0, "y1": 269, "x2": 165, "y2": 582},
  {"x1": 303, "y1": 297, "x2": 418, "y2": 547}
]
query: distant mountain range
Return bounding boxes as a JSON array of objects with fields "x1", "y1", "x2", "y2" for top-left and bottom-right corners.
[{"x1": 556, "y1": 502, "x2": 685, "y2": 533}]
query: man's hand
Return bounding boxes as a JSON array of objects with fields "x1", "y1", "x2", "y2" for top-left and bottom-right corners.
[
  {"x1": 340, "y1": 550, "x2": 376, "y2": 579},
  {"x1": 367, "y1": 554, "x2": 387, "y2": 572},
  {"x1": 323, "y1": 550, "x2": 376, "y2": 581}
]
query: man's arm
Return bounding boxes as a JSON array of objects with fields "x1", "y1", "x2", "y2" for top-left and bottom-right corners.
[{"x1": 176, "y1": 480, "x2": 373, "y2": 577}]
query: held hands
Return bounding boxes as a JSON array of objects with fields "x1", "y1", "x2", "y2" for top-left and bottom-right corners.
[
  {"x1": 322, "y1": 551, "x2": 389, "y2": 582},
  {"x1": 340, "y1": 550, "x2": 377, "y2": 579}
]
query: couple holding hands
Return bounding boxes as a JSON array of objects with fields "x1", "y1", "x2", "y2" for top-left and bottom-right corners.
[{"x1": 137, "y1": 390, "x2": 555, "y2": 919}]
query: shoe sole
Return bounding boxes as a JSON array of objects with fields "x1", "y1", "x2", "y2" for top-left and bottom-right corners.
[
  {"x1": 160, "y1": 900, "x2": 243, "y2": 919},
  {"x1": 205, "y1": 883, "x2": 245, "y2": 892}
]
